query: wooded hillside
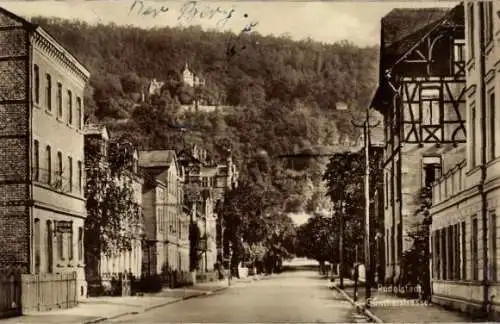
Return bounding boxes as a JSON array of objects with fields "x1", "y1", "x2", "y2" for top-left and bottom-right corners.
[{"x1": 32, "y1": 17, "x2": 380, "y2": 213}]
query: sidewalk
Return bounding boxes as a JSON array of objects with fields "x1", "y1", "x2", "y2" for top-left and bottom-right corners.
[
  {"x1": 0, "y1": 277, "x2": 256, "y2": 324},
  {"x1": 334, "y1": 279, "x2": 480, "y2": 323}
]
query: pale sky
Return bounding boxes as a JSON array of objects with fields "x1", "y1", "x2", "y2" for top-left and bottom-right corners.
[{"x1": 0, "y1": 0, "x2": 458, "y2": 46}]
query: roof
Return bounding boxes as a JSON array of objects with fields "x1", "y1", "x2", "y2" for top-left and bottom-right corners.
[
  {"x1": 372, "y1": 4, "x2": 464, "y2": 113},
  {"x1": 380, "y1": 5, "x2": 463, "y2": 71},
  {"x1": 0, "y1": 7, "x2": 90, "y2": 79},
  {"x1": 139, "y1": 150, "x2": 177, "y2": 168},
  {"x1": 84, "y1": 124, "x2": 109, "y2": 140}
]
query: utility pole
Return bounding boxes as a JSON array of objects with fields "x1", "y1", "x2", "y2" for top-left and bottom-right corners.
[
  {"x1": 228, "y1": 241, "x2": 232, "y2": 287},
  {"x1": 339, "y1": 200, "x2": 345, "y2": 289},
  {"x1": 352, "y1": 108, "x2": 380, "y2": 304}
]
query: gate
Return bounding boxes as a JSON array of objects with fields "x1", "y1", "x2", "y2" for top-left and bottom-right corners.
[{"x1": 0, "y1": 274, "x2": 21, "y2": 318}]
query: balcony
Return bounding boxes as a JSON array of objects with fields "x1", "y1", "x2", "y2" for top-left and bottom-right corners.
[
  {"x1": 32, "y1": 168, "x2": 82, "y2": 194},
  {"x1": 432, "y1": 160, "x2": 466, "y2": 205}
]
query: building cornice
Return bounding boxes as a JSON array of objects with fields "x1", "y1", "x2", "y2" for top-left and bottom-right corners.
[
  {"x1": 31, "y1": 28, "x2": 90, "y2": 83},
  {"x1": 430, "y1": 185, "x2": 480, "y2": 215}
]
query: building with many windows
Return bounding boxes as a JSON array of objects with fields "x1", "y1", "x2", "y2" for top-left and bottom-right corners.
[
  {"x1": 140, "y1": 150, "x2": 189, "y2": 279},
  {"x1": 370, "y1": 4, "x2": 466, "y2": 285},
  {"x1": 177, "y1": 145, "x2": 239, "y2": 265},
  {"x1": 0, "y1": 7, "x2": 89, "y2": 298},
  {"x1": 429, "y1": 1, "x2": 499, "y2": 318}
]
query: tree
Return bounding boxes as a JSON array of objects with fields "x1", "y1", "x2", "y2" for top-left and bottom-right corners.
[
  {"x1": 84, "y1": 137, "x2": 142, "y2": 280},
  {"x1": 220, "y1": 182, "x2": 295, "y2": 275},
  {"x1": 295, "y1": 213, "x2": 337, "y2": 270},
  {"x1": 321, "y1": 149, "x2": 384, "y2": 276},
  {"x1": 400, "y1": 186, "x2": 433, "y2": 300}
]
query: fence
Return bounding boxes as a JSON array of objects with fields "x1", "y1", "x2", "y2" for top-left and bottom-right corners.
[
  {"x1": 20, "y1": 272, "x2": 78, "y2": 313},
  {"x1": 0, "y1": 275, "x2": 21, "y2": 318},
  {"x1": 87, "y1": 273, "x2": 132, "y2": 297}
]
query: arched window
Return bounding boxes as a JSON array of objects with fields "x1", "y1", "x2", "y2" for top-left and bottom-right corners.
[
  {"x1": 34, "y1": 218, "x2": 40, "y2": 273},
  {"x1": 46, "y1": 220, "x2": 53, "y2": 273}
]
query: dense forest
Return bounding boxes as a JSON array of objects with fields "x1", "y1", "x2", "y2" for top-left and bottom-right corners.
[{"x1": 32, "y1": 16, "x2": 380, "y2": 215}]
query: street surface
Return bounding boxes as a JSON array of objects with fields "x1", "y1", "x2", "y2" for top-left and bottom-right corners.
[{"x1": 107, "y1": 270, "x2": 358, "y2": 323}]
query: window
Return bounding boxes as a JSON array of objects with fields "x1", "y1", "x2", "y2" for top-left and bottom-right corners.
[
  {"x1": 453, "y1": 40, "x2": 465, "y2": 63},
  {"x1": 396, "y1": 159, "x2": 401, "y2": 201},
  {"x1": 484, "y1": 2, "x2": 493, "y2": 43},
  {"x1": 421, "y1": 88, "x2": 441, "y2": 126},
  {"x1": 34, "y1": 65, "x2": 40, "y2": 104},
  {"x1": 46, "y1": 220, "x2": 53, "y2": 273},
  {"x1": 490, "y1": 92, "x2": 496, "y2": 160},
  {"x1": 34, "y1": 218, "x2": 40, "y2": 274},
  {"x1": 423, "y1": 157, "x2": 442, "y2": 188},
  {"x1": 490, "y1": 213, "x2": 497, "y2": 281},
  {"x1": 462, "y1": 222, "x2": 467, "y2": 280},
  {"x1": 76, "y1": 97, "x2": 82, "y2": 129},
  {"x1": 202, "y1": 177, "x2": 208, "y2": 187},
  {"x1": 33, "y1": 140, "x2": 39, "y2": 181},
  {"x1": 397, "y1": 223, "x2": 402, "y2": 263},
  {"x1": 391, "y1": 226, "x2": 395, "y2": 263},
  {"x1": 441, "y1": 229, "x2": 447, "y2": 279},
  {"x1": 472, "y1": 217, "x2": 478, "y2": 280},
  {"x1": 45, "y1": 145, "x2": 51, "y2": 184},
  {"x1": 68, "y1": 156, "x2": 73, "y2": 192},
  {"x1": 453, "y1": 39, "x2": 466, "y2": 77},
  {"x1": 385, "y1": 173, "x2": 389, "y2": 208},
  {"x1": 68, "y1": 230, "x2": 73, "y2": 261},
  {"x1": 57, "y1": 151, "x2": 63, "y2": 178},
  {"x1": 57, "y1": 230, "x2": 64, "y2": 260},
  {"x1": 78, "y1": 227, "x2": 83, "y2": 261},
  {"x1": 46, "y1": 74, "x2": 52, "y2": 111},
  {"x1": 468, "y1": 3, "x2": 475, "y2": 59},
  {"x1": 67, "y1": 90, "x2": 73, "y2": 124},
  {"x1": 435, "y1": 230, "x2": 441, "y2": 279},
  {"x1": 57, "y1": 83, "x2": 62, "y2": 119},
  {"x1": 471, "y1": 105, "x2": 477, "y2": 167},
  {"x1": 386, "y1": 229, "x2": 390, "y2": 265},
  {"x1": 78, "y1": 161, "x2": 82, "y2": 193},
  {"x1": 455, "y1": 224, "x2": 460, "y2": 280}
]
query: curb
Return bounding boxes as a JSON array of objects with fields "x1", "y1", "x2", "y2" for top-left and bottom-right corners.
[
  {"x1": 332, "y1": 284, "x2": 384, "y2": 323},
  {"x1": 83, "y1": 284, "x2": 230, "y2": 324},
  {"x1": 82, "y1": 275, "x2": 272, "y2": 324}
]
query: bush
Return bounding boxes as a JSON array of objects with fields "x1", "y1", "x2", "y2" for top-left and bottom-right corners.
[{"x1": 136, "y1": 275, "x2": 164, "y2": 293}]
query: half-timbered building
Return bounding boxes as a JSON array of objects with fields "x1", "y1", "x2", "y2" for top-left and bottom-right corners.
[
  {"x1": 371, "y1": 4, "x2": 466, "y2": 286},
  {"x1": 429, "y1": 1, "x2": 500, "y2": 318}
]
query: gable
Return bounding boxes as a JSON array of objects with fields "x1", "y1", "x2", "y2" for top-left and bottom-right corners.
[{"x1": 0, "y1": 7, "x2": 29, "y2": 28}]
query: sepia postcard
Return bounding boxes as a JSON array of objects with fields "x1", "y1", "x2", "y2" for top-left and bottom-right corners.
[{"x1": 0, "y1": 0, "x2": 496, "y2": 323}]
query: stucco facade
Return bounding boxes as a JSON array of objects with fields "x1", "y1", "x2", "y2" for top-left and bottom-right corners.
[
  {"x1": 140, "y1": 150, "x2": 188, "y2": 277},
  {"x1": 430, "y1": 1, "x2": 500, "y2": 318},
  {"x1": 0, "y1": 8, "x2": 90, "y2": 299}
]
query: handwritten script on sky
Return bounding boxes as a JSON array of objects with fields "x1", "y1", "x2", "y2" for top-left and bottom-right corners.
[
  {"x1": 129, "y1": 0, "x2": 258, "y2": 31},
  {"x1": 129, "y1": 0, "x2": 259, "y2": 60}
]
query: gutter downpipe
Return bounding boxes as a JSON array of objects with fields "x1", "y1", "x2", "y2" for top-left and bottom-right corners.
[
  {"x1": 385, "y1": 71, "x2": 399, "y2": 291},
  {"x1": 478, "y1": 2, "x2": 489, "y2": 317}
]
